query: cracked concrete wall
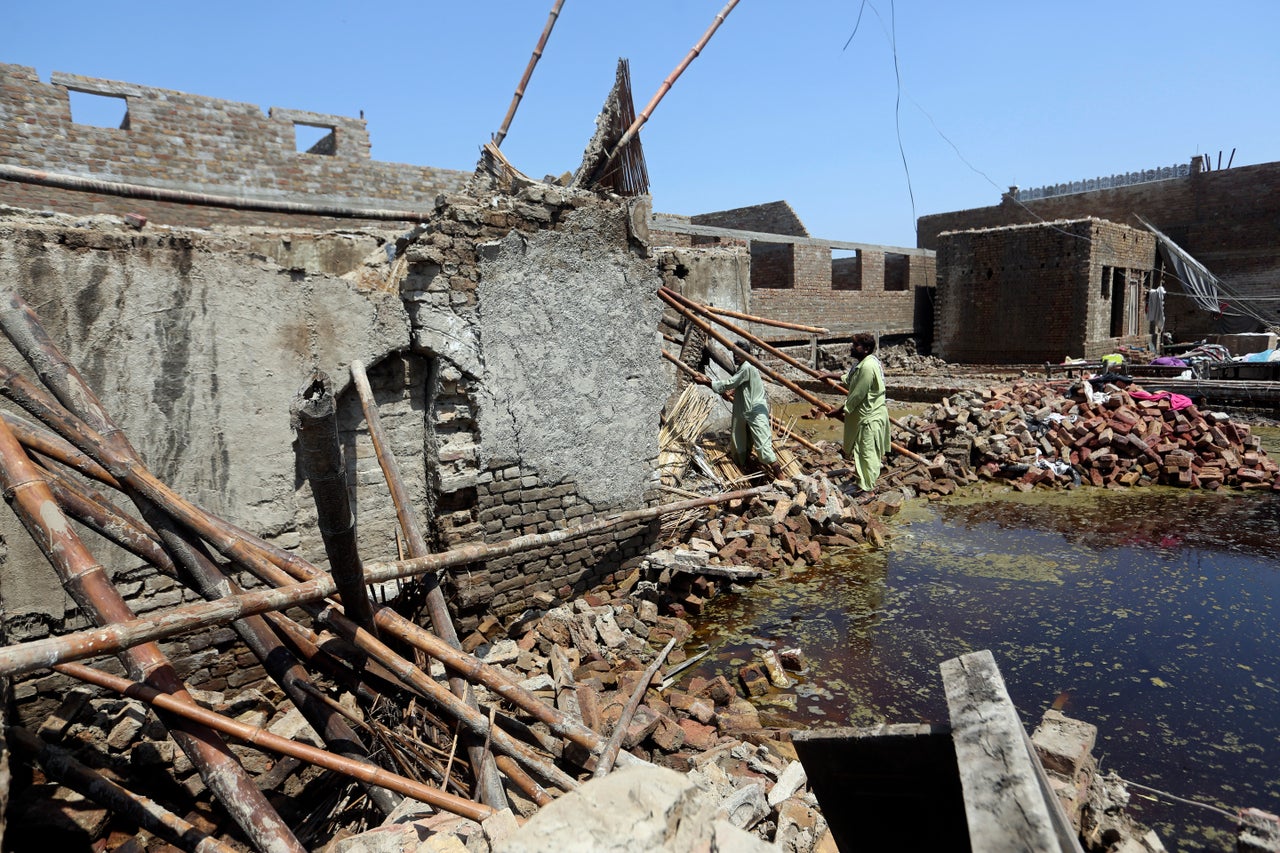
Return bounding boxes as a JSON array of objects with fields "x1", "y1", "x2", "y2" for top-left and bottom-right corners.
[
  {"x1": 0, "y1": 181, "x2": 668, "y2": 650},
  {"x1": 474, "y1": 207, "x2": 665, "y2": 507},
  {"x1": 0, "y1": 211, "x2": 408, "y2": 625}
]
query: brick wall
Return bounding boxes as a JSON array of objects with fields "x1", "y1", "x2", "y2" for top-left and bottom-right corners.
[
  {"x1": 692, "y1": 200, "x2": 809, "y2": 237},
  {"x1": 0, "y1": 64, "x2": 469, "y2": 228},
  {"x1": 934, "y1": 219, "x2": 1156, "y2": 363},
  {"x1": 919, "y1": 160, "x2": 1280, "y2": 339},
  {"x1": 664, "y1": 203, "x2": 936, "y2": 337},
  {"x1": 396, "y1": 188, "x2": 664, "y2": 628}
]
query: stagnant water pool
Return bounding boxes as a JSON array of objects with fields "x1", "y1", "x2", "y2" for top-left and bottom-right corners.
[{"x1": 690, "y1": 486, "x2": 1280, "y2": 851}]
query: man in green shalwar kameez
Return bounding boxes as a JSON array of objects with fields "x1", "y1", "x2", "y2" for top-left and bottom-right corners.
[
  {"x1": 711, "y1": 341, "x2": 780, "y2": 476},
  {"x1": 837, "y1": 333, "x2": 890, "y2": 495}
]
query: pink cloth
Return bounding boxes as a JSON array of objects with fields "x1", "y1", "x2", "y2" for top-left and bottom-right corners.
[{"x1": 1130, "y1": 389, "x2": 1195, "y2": 410}]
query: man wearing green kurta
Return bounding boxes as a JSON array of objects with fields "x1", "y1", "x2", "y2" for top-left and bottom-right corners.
[
  {"x1": 839, "y1": 333, "x2": 890, "y2": 494},
  {"x1": 710, "y1": 341, "x2": 778, "y2": 472}
]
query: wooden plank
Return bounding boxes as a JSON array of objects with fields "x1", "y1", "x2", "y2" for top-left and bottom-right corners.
[{"x1": 941, "y1": 650, "x2": 1061, "y2": 853}]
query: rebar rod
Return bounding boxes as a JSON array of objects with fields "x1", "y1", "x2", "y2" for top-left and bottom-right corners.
[
  {"x1": 54, "y1": 662, "x2": 497, "y2": 823},
  {"x1": 349, "y1": 359, "x2": 506, "y2": 809}
]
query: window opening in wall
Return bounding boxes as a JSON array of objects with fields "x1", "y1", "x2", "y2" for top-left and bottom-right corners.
[
  {"x1": 749, "y1": 242, "x2": 794, "y2": 289},
  {"x1": 294, "y1": 122, "x2": 337, "y2": 155},
  {"x1": 1100, "y1": 265, "x2": 1114, "y2": 299},
  {"x1": 832, "y1": 249, "x2": 861, "y2": 291},
  {"x1": 67, "y1": 90, "x2": 129, "y2": 129},
  {"x1": 885, "y1": 253, "x2": 909, "y2": 291},
  {"x1": 1109, "y1": 268, "x2": 1141, "y2": 338}
]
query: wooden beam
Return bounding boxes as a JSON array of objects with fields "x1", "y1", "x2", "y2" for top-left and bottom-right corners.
[{"x1": 941, "y1": 650, "x2": 1083, "y2": 853}]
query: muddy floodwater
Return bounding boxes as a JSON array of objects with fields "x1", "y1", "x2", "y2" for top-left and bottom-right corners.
[{"x1": 690, "y1": 485, "x2": 1280, "y2": 851}]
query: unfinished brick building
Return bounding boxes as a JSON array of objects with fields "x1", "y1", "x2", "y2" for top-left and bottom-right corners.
[
  {"x1": 0, "y1": 63, "x2": 468, "y2": 228},
  {"x1": 932, "y1": 218, "x2": 1156, "y2": 363},
  {"x1": 919, "y1": 158, "x2": 1280, "y2": 341},
  {"x1": 652, "y1": 201, "x2": 936, "y2": 344}
]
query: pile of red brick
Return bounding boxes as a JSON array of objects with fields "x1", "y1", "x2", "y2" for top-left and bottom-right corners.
[{"x1": 896, "y1": 380, "x2": 1280, "y2": 492}]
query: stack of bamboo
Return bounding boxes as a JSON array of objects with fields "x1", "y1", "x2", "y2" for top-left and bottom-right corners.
[{"x1": 0, "y1": 290, "x2": 767, "y2": 851}]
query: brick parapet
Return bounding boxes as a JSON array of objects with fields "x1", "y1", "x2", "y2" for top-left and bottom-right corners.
[{"x1": 0, "y1": 63, "x2": 469, "y2": 228}]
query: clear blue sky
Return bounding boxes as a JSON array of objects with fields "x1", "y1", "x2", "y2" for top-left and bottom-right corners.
[{"x1": 6, "y1": 1, "x2": 1279, "y2": 248}]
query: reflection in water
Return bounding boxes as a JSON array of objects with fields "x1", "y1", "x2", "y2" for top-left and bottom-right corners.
[{"x1": 691, "y1": 488, "x2": 1280, "y2": 852}]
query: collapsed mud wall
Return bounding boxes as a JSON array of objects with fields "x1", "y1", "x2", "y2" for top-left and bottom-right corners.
[{"x1": 0, "y1": 182, "x2": 666, "y2": 722}]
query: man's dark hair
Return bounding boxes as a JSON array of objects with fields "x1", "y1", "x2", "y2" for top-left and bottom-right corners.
[
  {"x1": 851, "y1": 333, "x2": 876, "y2": 354},
  {"x1": 735, "y1": 340, "x2": 755, "y2": 357}
]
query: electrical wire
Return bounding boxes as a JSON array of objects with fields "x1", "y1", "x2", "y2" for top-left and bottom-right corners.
[
  {"x1": 839, "y1": 3, "x2": 1274, "y2": 333},
  {"x1": 841, "y1": 0, "x2": 868, "y2": 52}
]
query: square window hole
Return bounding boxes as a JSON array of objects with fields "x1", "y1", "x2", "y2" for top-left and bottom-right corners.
[
  {"x1": 68, "y1": 90, "x2": 129, "y2": 129},
  {"x1": 294, "y1": 123, "x2": 336, "y2": 155}
]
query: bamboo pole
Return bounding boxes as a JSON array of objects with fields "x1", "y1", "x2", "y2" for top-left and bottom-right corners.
[
  {"x1": 0, "y1": 486, "x2": 768, "y2": 678},
  {"x1": 660, "y1": 350, "x2": 822, "y2": 454},
  {"x1": 702, "y1": 304, "x2": 828, "y2": 335},
  {"x1": 0, "y1": 292, "x2": 399, "y2": 816},
  {"x1": 658, "y1": 294, "x2": 923, "y2": 467},
  {"x1": 593, "y1": 637, "x2": 677, "y2": 777},
  {"x1": 663, "y1": 286, "x2": 841, "y2": 388},
  {"x1": 349, "y1": 360, "x2": 507, "y2": 809},
  {"x1": 495, "y1": 754, "x2": 554, "y2": 807},
  {"x1": 0, "y1": 315, "x2": 750, "y2": 782},
  {"x1": 594, "y1": 0, "x2": 740, "y2": 183},
  {"x1": 492, "y1": 0, "x2": 566, "y2": 147},
  {"x1": 35, "y1": 458, "x2": 176, "y2": 574},
  {"x1": 0, "y1": 410, "x2": 117, "y2": 486},
  {"x1": 10, "y1": 726, "x2": 240, "y2": 853},
  {"x1": 660, "y1": 288, "x2": 922, "y2": 439},
  {"x1": 53, "y1": 662, "x2": 497, "y2": 823},
  {"x1": 0, "y1": 394, "x2": 581, "y2": 791},
  {"x1": 290, "y1": 371, "x2": 378, "y2": 633},
  {"x1": 0, "y1": 416, "x2": 304, "y2": 853},
  {"x1": 658, "y1": 288, "x2": 830, "y2": 411},
  {"x1": 308, "y1": 602, "x2": 579, "y2": 793}
]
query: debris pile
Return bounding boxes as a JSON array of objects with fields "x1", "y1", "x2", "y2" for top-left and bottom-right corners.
[
  {"x1": 883, "y1": 379, "x2": 1280, "y2": 494},
  {"x1": 333, "y1": 584, "x2": 835, "y2": 851},
  {"x1": 0, "y1": 290, "x2": 812, "y2": 851}
]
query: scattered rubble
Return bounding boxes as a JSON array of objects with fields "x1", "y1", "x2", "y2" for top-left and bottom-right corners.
[{"x1": 874, "y1": 379, "x2": 1280, "y2": 496}]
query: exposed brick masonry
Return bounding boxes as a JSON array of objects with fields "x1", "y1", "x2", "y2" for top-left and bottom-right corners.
[
  {"x1": 934, "y1": 219, "x2": 1156, "y2": 362},
  {"x1": 919, "y1": 160, "x2": 1280, "y2": 339},
  {"x1": 0, "y1": 64, "x2": 470, "y2": 228}
]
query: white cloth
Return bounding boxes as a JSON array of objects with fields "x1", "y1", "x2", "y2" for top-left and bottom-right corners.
[{"x1": 1146, "y1": 285, "x2": 1166, "y2": 327}]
